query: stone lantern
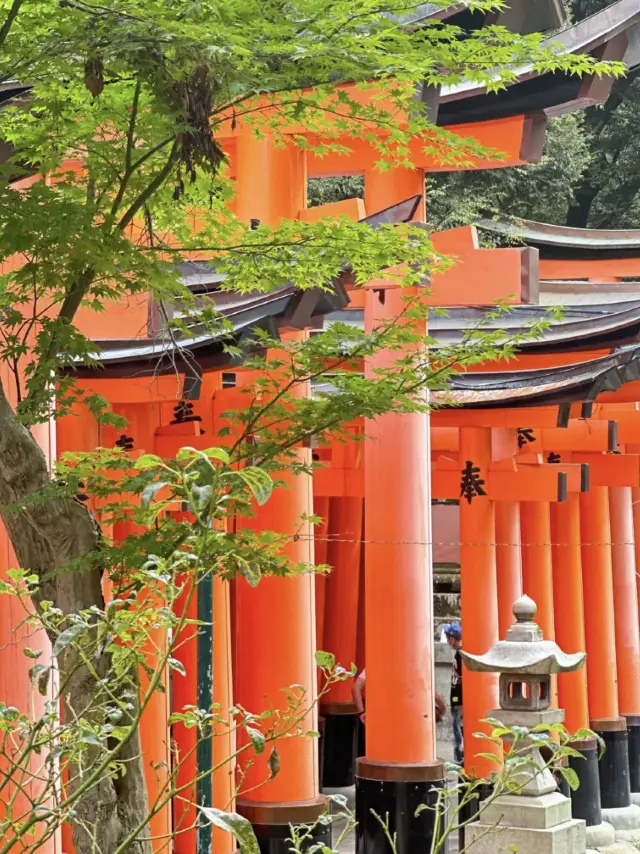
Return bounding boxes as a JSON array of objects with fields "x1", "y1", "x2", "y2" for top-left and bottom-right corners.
[{"x1": 461, "y1": 595, "x2": 588, "y2": 854}]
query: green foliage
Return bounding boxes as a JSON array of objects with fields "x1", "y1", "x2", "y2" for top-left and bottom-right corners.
[
  {"x1": 419, "y1": 719, "x2": 601, "y2": 854},
  {"x1": 0, "y1": 448, "x2": 358, "y2": 852},
  {"x1": 427, "y1": 0, "x2": 640, "y2": 231},
  {"x1": 308, "y1": 176, "x2": 364, "y2": 208}
]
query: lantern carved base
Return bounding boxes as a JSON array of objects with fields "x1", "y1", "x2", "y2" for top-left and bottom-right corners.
[{"x1": 466, "y1": 792, "x2": 586, "y2": 854}]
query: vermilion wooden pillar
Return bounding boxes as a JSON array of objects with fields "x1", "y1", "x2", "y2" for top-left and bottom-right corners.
[
  {"x1": 495, "y1": 502, "x2": 522, "y2": 638},
  {"x1": 358, "y1": 167, "x2": 444, "y2": 854},
  {"x1": 580, "y1": 489, "x2": 619, "y2": 721},
  {"x1": 324, "y1": 497, "x2": 362, "y2": 695},
  {"x1": 314, "y1": 495, "x2": 330, "y2": 658},
  {"x1": 212, "y1": 576, "x2": 236, "y2": 854},
  {"x1": 551, "y1": 495, "x2": 602, "y2": 827},
  {"x1": 520, "y1": 502, "x2": 555, "y2": 640},
  {"x1": 56, "y1": 407, "x2": 100, "y2": 854},
  {"x1": 0, "y1": 406, "x2": 58, "y2": 853},
  {"x1": 233, "y1": 134, "x2": 325, "y2": 854},
  {"x1": 459, "y1": 427, "x2": 500, "y2": 779},
  {"x1": 580, "y1": 487, "x2": 631, "y2": 809},
  {"x1": 234, "y1": 456, "x2": 320, "y2": 800},
  {"x1": 520, "y1": 501, "x2": 557, "y2": 706},
  {"x1": 550, "y1": 496, "x2": 589, "y2": 732},
  {"x1": 609, "y1": 486, "x2": 640, "y2": 792},
  {"x1": 113, "y1": 519, "x2": 172, "y2": 852},
  {"x1": 234, "y1": 132, "x2": 306, "y2": 226},
  {"x1": 632, "y1": 487, "x2": 640, "y2": 608},
  {"x1": 321, "y1": 497, "x2": 363, "y2": 787}
]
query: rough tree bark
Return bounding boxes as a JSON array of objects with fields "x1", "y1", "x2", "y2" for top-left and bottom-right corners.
[{"x1": 0, "y1": 381, "x2": 152, "y2": 854}]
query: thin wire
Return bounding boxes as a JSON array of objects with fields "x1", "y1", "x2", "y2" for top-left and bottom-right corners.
[{"x1": 283, "y1": 534, "x2": 640, "y2": 547}]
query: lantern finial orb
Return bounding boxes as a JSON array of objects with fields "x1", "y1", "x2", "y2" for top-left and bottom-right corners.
[{"x1": 513, "y1": 595, "x2": 537, "y2": 624}]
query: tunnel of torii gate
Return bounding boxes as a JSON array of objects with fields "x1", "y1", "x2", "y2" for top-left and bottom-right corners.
[{"x1": 3, "y1": 3, "x2": 640, "y2": 854}]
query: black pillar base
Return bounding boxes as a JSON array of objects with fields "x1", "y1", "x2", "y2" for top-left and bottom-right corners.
[
  {"x1": 623, "y1": 714, "x2": 640, "y2": 793},
  {"x1": 457, "y1": 782, "x2": 492, "y2": 854},
  {"x1": 357, "y1": 717, "x2": 366, "y2": 759},
  {"x1": 320, "y1": 705, "x2": 358, "y2": 788},
  {"x1": 568, "y1": 737, "x2": 603, "y2": 826},
  {"x1": 356, "y1": 758, "x2": 447, "y2": 854},
  {"x1": 592, "y1": 717, "x2": 632, "y2": 809},
  {"x1": 237, "y1": 798, "x2": 330, "y2": 854}
]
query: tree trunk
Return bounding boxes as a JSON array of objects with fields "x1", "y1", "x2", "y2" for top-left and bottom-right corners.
[{"x1": 0, "y1": 382, "x2": 152, "y2": 854}]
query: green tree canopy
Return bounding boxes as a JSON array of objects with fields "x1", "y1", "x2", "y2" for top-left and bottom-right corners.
[{"x1": 426, "y1": 0, "x2": 640, "y2": 230}]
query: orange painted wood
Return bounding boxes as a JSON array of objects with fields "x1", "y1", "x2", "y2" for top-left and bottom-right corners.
[
  {"x1": 431, "y1": 427, "x2": 460, "y2": 451},
  {"x1": 432, "y1": 463, "x2": 579, "y2": 502},
  {"x1": 432, "y1": 404, "x2": 583, "y2": 429},
  {"x1": 613, "y1": 416, "x2": 640, "y2": 445},
  {"x1": 212, "y1": 576, "x2": 236, "y2": 854},
  {"x1": 571, "y1": 453, "x2": 640, "y2": 487},
  {"x1": 609, "y1": 487, "x2": 640, "y2": 716},
  {"x1": 521, "y1": 500, "x2": 555, "y2": 640},
  {"x1": 0, "y1": 407, "x2": 59, "y2": 853},
  {"x1": 362, "y1": 165, "x2": 436, "y2": 760},
  {"x1": 495, "y1": 502, "x2": 522, "y2": 639},
  {"x1": 314, "y1": 496, "x2": 330, "y2": 659},
  {"x1": 298, "y1": 198, "x2": 365, "y2": 222},
  {"x1": 356, "y1": 542, "x2": 366, "y2": 675},
  {"x1": 431, "y1": 225, "x2": 479, "y2": 254},
  {"x1": 56, "y1": 404, "x2": 99, "y2": 456},
  {"x1": 233, "y1": 141, "x2": 319, "y2": 805},
  {"x1": 235, "y1": 468, "x2": 319, "y2": 801},
  {"x1": 520, "y1": 501, "x2": 558, "y2": 709},
  {"x1": 432, "y1": 421, "x2": 616, "y2": 453},
  {"x1": 0, "y1": 531, "x2": 58, "y2": 854},
  {"x1": 234, "y1": 134, "x2": 306, "y2": 226},
  {"x1": 633, "y1": 489, "x2": 640, "y2": 630},
  {"x1": 74, "y1": 292, "x2": 148, "y2": 340},
  {"x1": 302, "y1": 115, "x2": 536, "y2": 174},
  {"x1": 74, "y1": 375, "x2": 184, "y2": 404},
  {"x1": 114, "y1": 519, "x2": 172, "y2": 851},
  {"x1": 313, "y1": 467, "x2": 364, "y2": 497},
  {"x1": 517, "y1": 421, "x2": 615, "y2": 453},
  {"x1": 551, "y1": 495, "x2": 589, "y2": 731},
  {"x1": 323, "y1": 498, "x2": 363, "y2": 705},
  {"x1": 365, "y1": 165, "x2": 424, "y2": 221},
  {"x1": 596, "y1": 382, "x2": 640, "y2": 405},
  {"x1": 364, "y1": 284, "x2": 435, "y2": 763},
  {"x1": 580, "y1": 488, "x2": 619, "y2": 720},
  {"x1": 459, "y1": 427, "x2": 500, "y2": 777},
  {"x1": 540, "y1": 258, "x2": 640, "y2": 281},
  {"x1": 428, "y1": 245, "x2": 532, "y2": 306}
]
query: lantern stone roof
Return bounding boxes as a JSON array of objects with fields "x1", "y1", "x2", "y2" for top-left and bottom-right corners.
[{"x1": 461, "y1": 595, "x2": 587, "y2": 675}]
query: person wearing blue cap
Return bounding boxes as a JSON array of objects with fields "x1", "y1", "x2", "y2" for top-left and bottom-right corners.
[{"x1": 444, "y1": 622, "x2": 463, "y2": 764}]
